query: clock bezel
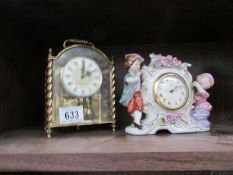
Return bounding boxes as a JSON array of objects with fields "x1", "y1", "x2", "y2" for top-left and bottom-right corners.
[{"x1": 153, "y1": 73, "x2": 189, "y2": 110}]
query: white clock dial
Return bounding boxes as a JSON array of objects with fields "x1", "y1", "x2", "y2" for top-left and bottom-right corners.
[
  {"x1": 61, "y1": 57, "x2": 103, "y2": 97},
  {"x1": 154, "y1": 74, "x2": 189, "y2": 110}
]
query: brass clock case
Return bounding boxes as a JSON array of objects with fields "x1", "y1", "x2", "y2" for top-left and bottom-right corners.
[{"x1": 45, "y1": 39, "x2": 116, "y2": 138}]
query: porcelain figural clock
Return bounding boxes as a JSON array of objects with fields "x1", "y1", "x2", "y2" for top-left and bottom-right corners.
[
  {"x1": 45, "y1": 39, "x2": 116, "y2": 138},
  {"x1": 120, "y1": 53, "x2": 214, "y2": 135}
]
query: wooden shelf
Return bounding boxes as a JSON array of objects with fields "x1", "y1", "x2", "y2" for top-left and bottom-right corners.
[{"x1": 0, "y1": 128, "x2": 233, "y2": 172}]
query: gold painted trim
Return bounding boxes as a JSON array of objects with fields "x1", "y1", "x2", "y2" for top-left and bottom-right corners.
[{"x1": 153, "y1": 73, "x2": 189, "y2": 111}]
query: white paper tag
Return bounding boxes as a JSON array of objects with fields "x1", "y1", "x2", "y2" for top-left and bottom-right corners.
[{"x1": 59, "y1": 106, "x2": 84, "y2": 125}]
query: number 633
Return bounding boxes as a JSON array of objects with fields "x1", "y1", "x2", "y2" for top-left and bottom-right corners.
[{"x1": 65, "y1": 111, "x2": 79, "y2": 120}]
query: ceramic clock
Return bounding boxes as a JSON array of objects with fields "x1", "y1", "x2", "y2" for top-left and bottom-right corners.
[
  {"x1": 122, "y1": 53, "x2": 214, "y2": 135},
  {"x1": 45, "y1": 39, "x2": 116, "y2": 138}
]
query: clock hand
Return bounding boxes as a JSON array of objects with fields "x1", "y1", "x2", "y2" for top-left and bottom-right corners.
[
  {"x1": 170, "y1": 85, "x2": 182, "y2": 93},
  {"x1": 169, "y1": 81, "x2": 180, "y2": 93},
  {"x1": 85, "y1": 69, "x2": 97, "y2": 77},
  {"x1": 81, "y1": 59, "x2": 86, "y2": 79}
]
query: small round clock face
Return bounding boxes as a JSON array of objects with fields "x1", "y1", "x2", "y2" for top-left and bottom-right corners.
[
  {"x1": 154, "y1": 73, "x2": 189, "y2": 110},
  {"x1": 61, "y1": 57, "x2": 103, "y2": 97}
]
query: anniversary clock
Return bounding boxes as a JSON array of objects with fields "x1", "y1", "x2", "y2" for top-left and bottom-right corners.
[{"x1": 45, "y1": 39, "x2": 116, "y2": 138}]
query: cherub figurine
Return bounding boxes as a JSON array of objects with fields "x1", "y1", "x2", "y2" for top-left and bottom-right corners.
[
  {"x1": 119, "y1": 54, "x2": 144, "y2": 129},
  {"x1": 191, "y1": 73, "x2": 214, "y2": 129}
]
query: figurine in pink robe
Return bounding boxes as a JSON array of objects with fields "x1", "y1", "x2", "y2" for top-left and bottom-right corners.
[{"x1": 191, "y1": 73, "x2": 214, "y2": 129}]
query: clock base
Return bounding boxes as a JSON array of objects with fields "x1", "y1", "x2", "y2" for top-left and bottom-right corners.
[{"x1": 125, "y1": 115, "x2": 210, "y2": 136}]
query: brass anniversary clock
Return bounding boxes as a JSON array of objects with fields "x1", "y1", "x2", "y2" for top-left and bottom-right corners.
[{"x1": 45, "y1": 39, "x2": 116, "y2": 138}]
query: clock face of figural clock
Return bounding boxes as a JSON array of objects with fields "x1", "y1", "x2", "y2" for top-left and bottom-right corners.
[
  {"x1": 154, "y1": 73, "x2": 189, "y2": 110},
  {"x1": 61, "y1": 57, "x2": 103, "y2": 97}
]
